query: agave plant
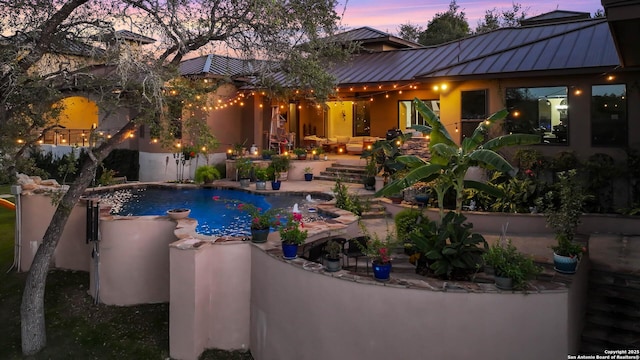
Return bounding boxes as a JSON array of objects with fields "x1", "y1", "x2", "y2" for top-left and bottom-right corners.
[{"x1": 376, "y1": 97, "x2": 541, "y2": 219}]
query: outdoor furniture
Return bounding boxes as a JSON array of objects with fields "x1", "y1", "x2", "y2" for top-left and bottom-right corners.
[
  {"x1": 303, "y1": 242, "x2": 326, "y2": 262},
  {"x1": 343, "y1": 236, "x2": 369, "y2": 274}
]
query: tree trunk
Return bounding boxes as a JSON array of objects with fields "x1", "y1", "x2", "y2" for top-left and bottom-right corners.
[{"x1": 20, "y1": 122, "x2": 136, "y2": 355}]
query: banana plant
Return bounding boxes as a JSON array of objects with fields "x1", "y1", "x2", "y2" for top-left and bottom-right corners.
[{"x1": 375, "y1": 97, "x2": 541, "y2": 219}]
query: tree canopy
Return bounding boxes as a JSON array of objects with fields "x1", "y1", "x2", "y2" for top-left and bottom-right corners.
[
  {"x1": 0, "y1": 0, "x2": 349, "y2": 355},
  {"x1": 475, "y1": 3, "x2": 528, "y2": 34},
  {"x1": 418, "y1": 0, "x2": 470, "y2": 46}
]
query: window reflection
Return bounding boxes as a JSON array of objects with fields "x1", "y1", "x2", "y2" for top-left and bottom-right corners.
[
  {"x1": 591, "y1": 84, "x2": 627, "y2": 147},
  {"x1": 506, "y1": 86, "x2": 568, "y2": 144}
]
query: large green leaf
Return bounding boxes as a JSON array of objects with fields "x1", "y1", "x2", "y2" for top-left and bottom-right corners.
[
  {"x1": 410, "y1": 124, "x2": 432, "y2": 134},
  {"x1": 413, "y1": 98, "x2": 456, "y2": 148},
  {"x1": 395, "y1": 155, "x2": 428, "y2": 167},
  {"x1": 374, "y1": 163, "x2": 443, "y2": 197},
  {"x1": 482, "y1": 134, "x2": 541, "y2": 151},
  {"x1": 468, "y1": 149, "x2": 514, "y2": 172},
  {"x1": 463, "y1": 180, "x2": 505, "y2": 198},
  {"x1": 461, "y1": 109, "x2": 509, "y2": 153},
  {"x1": 430, "y1": 143, "x2": 458, "y2": 163}
]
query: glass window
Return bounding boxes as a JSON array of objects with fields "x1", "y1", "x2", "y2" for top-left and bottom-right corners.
[
  {"x1": 353, "y1": 101, "x2": 370, "y2": 136},
  {"x1": 505, "y1": 86, "x2": 568, "y2": 144},
  {"x1": 398, "y1": 99, "x2": 440, "y2": 128},
  {"x1": 461, "y1": 90, "x2": 487, "y2": 139},
  {"x1": 591, "y1": 84, "x2": 627, "y2": 147},
  {"x1": 461, "y1": 90, "x2": 487, "y2": 119}
]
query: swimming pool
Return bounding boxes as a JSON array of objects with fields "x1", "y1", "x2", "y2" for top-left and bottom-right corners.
[{"x1": 99, "y1": 187, "x2": 331, "y2": 236}]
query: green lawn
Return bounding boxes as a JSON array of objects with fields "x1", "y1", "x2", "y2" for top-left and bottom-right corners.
[{"x1": 0, "y1": 189, "x2": 252, "y2": 359}]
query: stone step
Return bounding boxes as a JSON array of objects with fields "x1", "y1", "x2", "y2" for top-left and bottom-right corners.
[
  {"x1": 360, "y1": 210, "x2": 390, "y2": 219},
  {"x1": 314, "y1": 175, "x2": 363, "y2": 184},
  {"x1": 581, "y1": 323, "x2": 640, "y2": 349},
  {"x1": 590, "y1": 270, "x2": 640, "y2": 290},
  {"x1": 589, "y1": 283, "x2": 640, "y2": 303},
  {"x1": 587, "y1": 294, "x2": 640, "y2": 318}
]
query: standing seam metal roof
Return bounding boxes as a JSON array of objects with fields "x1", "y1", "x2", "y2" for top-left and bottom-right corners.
[{"x1": 330, "y1": 18, "x2": 619, "y2": 84}]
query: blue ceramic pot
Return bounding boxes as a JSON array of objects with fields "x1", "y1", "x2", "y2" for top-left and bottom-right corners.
[
  {"x1": 304, "y1": 173, "x2": 313, "y2": 181},
  {"x1": 282, "y1": 243, "x2": 298, "y2": 260},
  {"x1": 271, "y1": 181, "x2": 281, "y2": 190},
  {"x1": 372, "y1": 261, "x2": 392, "y2": 281},
  {"x1": 553, "y1": 252, "x2": 578, "y2": 274}
]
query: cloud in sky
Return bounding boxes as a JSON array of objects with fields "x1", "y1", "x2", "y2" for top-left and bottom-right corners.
[{"x1": 338, "y1": 0, "x2": 604, "y2": 34}]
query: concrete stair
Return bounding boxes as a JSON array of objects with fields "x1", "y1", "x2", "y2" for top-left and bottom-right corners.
[
  {"x1": 315, "y1": 163, "x2": 368, "y2": 184},
  {"x1": 581, "y1": 270, "x2": 640, "y2": 353},
  {"x1": 360, "y1": 200, "x2": 389, "y2": 219}
]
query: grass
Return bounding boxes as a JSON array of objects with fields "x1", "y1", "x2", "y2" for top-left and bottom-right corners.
[{"x1": 0, "y1": 185, "x2": 253, "y2": 359}]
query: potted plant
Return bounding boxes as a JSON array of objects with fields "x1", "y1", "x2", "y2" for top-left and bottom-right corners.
[
  {"x1": 303, "y1": 167, "x2": 313, "y2": 181},
  {"x1": 483, "y1": 239, "x2": 541, "y2": 290},
  {"x1": 235, "y1": 157, "x2": 253, "y2": 187},
  {"x1": 265, "y1": 165, "x2": 280, "y2": 190},
  {"x1": 363, "y1": 158, "x2": 377, "y2": 190},
  {"x1": 358, "y1": 227, "x2": 399, "y2": 281},
  {"x1": 292, "y1": 148, "x2": 307, "y2": 160},
  {"x1": 261, "y1": 149, "x2": 276, "y2": 160},
  {"x1": 254, "y1": 167, "x2": 268, "y2": 190},
  {"x1": 232, "y1": 202, "x2": 280, "y2": 243},
  {"x1": 311, "y1": 147, "x2": 324, "y2": 160},
  {"x1": 324, "y1": 239, "x2": 343, "y2": 272},
  {"x1": 540, "y1": 169, "x2": 588, "y2": 274},
  {"x1": 277, "y1": 212, "x2": 308, "y2": 259},
  {"x1": 270, "y1": 155, "x2": 290, "y2": 183},
  {"x1": 194, "y1": 165, "x2": 221, "y2": 184}
]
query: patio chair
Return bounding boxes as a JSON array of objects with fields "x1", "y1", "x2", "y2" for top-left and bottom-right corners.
[
  {"x1": 343, "y1": 236, "x2": 369, "y2": 274},
  {"x1": 303, "y1": 242, "x2": 325, "y2": 263}
]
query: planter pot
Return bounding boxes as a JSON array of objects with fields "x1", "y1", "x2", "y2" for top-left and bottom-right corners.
[
  {"x1": 255, "y1": 181, "x2": 267, "y2": 190},
  {"x1": 167, "y1": 208, "x2": 191, "y2": 220},
  {"x1": 372, "y1": 261, "x2": 392, "y2": 281},
  {"x1": 250, "y1": 228, "x2": 270, "y2": 243},
  {"x1": 364, "y1": 177, "x2": 376, "y2": 191},
  {"x1": 387, "y1": 195, "x2": 403, "y2": 204},
  {"x1": 325, "y1": 258, "x2": 341, "y2": 272},
  {"x1": 494, "y1": 275, "x2": 513, "y2": 290},
  {"x1": 239, "y1": 178, "x2": 250, "y2": 187},
  {"x1": 553, "y1": 252, "x2": 579, "y2": 274},
  {"x1": 282, "y1": 243, "x2": 298, "y2": 260},
  {"x1": 304, "y1": 173, "x2": 313, "y2": 181},
  {"x1": 296, "y1": 154, "x2": 307, "y2": 160},
  {"x1": 262, "y1": 154, "x2": 272, "y2": 160},
  {"x1": 313, "y1": 155, "x2": 320, "y2": 160},
  {"x1": 484, "y1": 265, "x2": 495, "y2": 276},
  {"x1": 415, "y1": 194, "x2": 429, "y2": 206},
  {"x1": 271, "y1": 180, "x2": 281, "y2": 190}
]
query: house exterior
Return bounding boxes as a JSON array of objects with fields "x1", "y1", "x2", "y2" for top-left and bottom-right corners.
[
  {"x1": 144, "y1": 9, "x2": 637, "y2": 172},
  {"x1": 22, "y1": 7, "x2": 638, "y2": 183}
]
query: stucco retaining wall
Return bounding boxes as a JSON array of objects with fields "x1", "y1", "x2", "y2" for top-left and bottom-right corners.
[
  {"x1": 169, "y1": 239, "x2": 252, "y2": 360},
  {"x1": 91, "y1": 215, "x2": 178, "y2": 305},
  {"x1": 19, "y1": 193, "x2": 92, "y2": 272},
  {"x1": 248, "y1": 247, "x2": 582, "y2": 360}
]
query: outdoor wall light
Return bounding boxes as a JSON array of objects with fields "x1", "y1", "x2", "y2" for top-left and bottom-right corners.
[
  {"x1": 152, "y1": 138, "x2": 158, "y2": 144},
  {"x1": 227, "y1": 149, "x2": 232, "y2": 154},
  {"x1": 574, "y1": 89, "x2": 582, "y2": 95}
]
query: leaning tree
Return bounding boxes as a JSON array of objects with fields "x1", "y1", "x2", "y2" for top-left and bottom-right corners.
[{"x1": 0, "y1": 0, "x2": 350, "y2": 354}]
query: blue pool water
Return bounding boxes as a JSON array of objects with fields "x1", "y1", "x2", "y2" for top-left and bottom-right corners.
[{"x1": 99, "y1": 187, "x2": 329, "y2": 236}]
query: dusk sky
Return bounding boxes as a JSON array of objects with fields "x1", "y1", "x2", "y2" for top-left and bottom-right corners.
[{"x1": 338, "y1": 0, "x2": 604, "y2": 34}]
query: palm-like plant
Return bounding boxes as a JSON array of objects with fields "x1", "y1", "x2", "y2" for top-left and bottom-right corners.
[{"x1": 376, "y1": 97, "x2": 540, "y2": 219}]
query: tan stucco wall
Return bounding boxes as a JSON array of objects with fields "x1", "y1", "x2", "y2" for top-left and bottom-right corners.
[
  {"x1": 19, "y1": 194, "x2": 91, "y2": 272},
  {"x1": 170, "y1": 240, "x2": 251, "y2": 360},
  {"x1": 249, "y1": 247, "x2": 572, "y2": 360},
  {"x1": 90, "y1": 215, "x2": 178, "y2": 305}
]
